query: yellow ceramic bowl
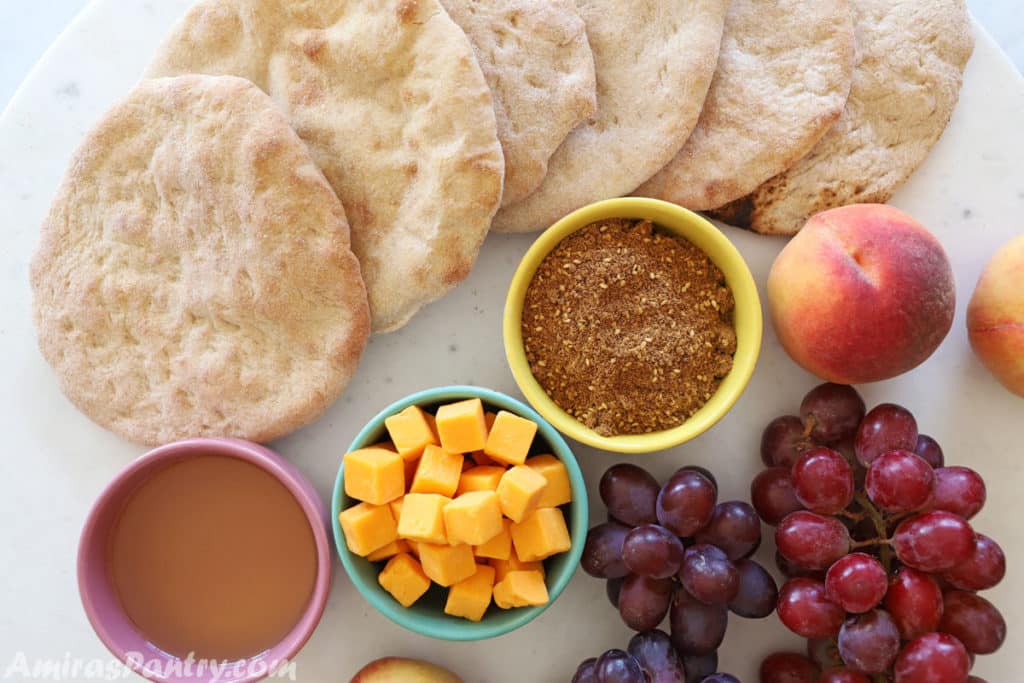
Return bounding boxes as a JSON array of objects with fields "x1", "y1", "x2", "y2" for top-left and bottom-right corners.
[{"x1": 503, "y1": 197, "x2": 763, "y2": 454}]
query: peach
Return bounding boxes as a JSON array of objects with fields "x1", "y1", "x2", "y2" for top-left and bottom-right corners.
[
  {"x1": 967, "y1": 234, "x2": 1024, "y2": 397},
  {"x1": 767, "y1": 204, "x2": 955, "y2": 384},
  {"x1": 350, "y1": 657, "x2": 462, "y2": 683}
]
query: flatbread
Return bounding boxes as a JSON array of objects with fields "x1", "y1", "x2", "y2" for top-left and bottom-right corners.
[
  {"x1": 710, "y1": 0, "x2": 973, "y2": 235},
  {"x1": 149, "y1": 0, "x2": 505, "y2": 331},
  {"x1": 30, "y1": 75, "x2": 370, "y2": 445},
  {"x1": 491, "y1": 0, "x2": 730, "y2": 233},
  {"x1": 635, "y1": 0, "x2": 855, "y2": 211},
  {"x1": 440, "y1": 0, "x2": 597, "y2": 207}
]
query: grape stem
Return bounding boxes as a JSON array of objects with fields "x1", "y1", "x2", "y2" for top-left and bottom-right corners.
[{"x1": 854, "y1": 492, "x2": 893, "y2": 572}]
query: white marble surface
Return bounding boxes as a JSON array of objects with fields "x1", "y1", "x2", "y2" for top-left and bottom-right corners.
[{"x1": 1, "y1": 2, "x2": 1023, "y2": 683}]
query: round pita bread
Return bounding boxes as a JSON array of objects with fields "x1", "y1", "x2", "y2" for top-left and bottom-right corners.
[
  {"x1": 149, "y1": 0, "x2": 505, "y2": 331},
  {"x1": 710, "y1": 0, "x2": 973, "y2": 235},
  {"x1": 30, "y1": 75, "x2": 370, "y2": 445},
  {"x1": 635, "y1": 0, "x2": 855, "y2": 211},
  {"x1": 491, "y1": 0, "x2": 730, "y2": 233},
  {"x1": 440, "y1": 0, "x2": 597, "y2": 207}
]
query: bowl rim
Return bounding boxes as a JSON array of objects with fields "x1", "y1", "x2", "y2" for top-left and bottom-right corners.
[
  {"x1": 76, "y1": 437, "x2": 333, "y2": 683},
  {"x1": 331, "y1": 385, "x2": 588, "y2": 641},
  {"x1": 503, "y1": 197, "x2": 763, "y2": 454}
]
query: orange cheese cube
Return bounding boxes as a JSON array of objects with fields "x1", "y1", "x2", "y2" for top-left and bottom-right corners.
[
  {"x1": 372, "y1": 441, "x2": 397, "y2": 451},
  {"x1": 511, "y1": 507, "x2": 572, "y2": 562},
  {"x1": 410, "y1": 445, "x2": 463, "y2": 497},
  {"x1": 389, "y1": 496, "x2": 404, "y2": 522},
  {"x1": 490, "y1": 554, "x2": 544, "y2": 581},
  {"x1": 456, "y1": 466, "x2": 506, "y2": 495},
  {"x1": 343, "y1": 447, "x2": 405, "y2": 505},
  {"x1": 496, "y1": 465, "x2": 547, "y2": 523},
  {"x1": 470, "y1": 450, "x2": 498, "y2": 467},
  {"x1": 418, "y1": 542, "x2": 477, "y2": 587},
  {"x1": 484, "y1": 411, "x2": 538, "y2": 466},
  {"x1": 407, "y1": 541, "x2": 420, "y2": 558},
  {"x1": 435, "y1": 398, "x2": 488, "y2": 453},
  {"x1": 526, "y1": 454, "x2": 573, "y2": 508},
  {"x1": 384, "y1": 405, "x2": 439, "y2": 461},
  {"x1": 366, "y1": 538, "x2": 412, "y2": 562},
  {"x1": 378, "y1": 553, "x2": 431, "y2": 608},
  {"x1": 475, "y1": 518, "x2": 512, "y2": 560},
  {"x1": 444, "y1": 564, "x2": 496, "y2": 622},
  {"x1": 397, "y1": 493, "x2": 450, "y2": 544},
  {"x1": 338, "y1": 502, "x2": 398, "y2": 557},
  {"x1": 404, "y1": 458, "x2": 419, "y2": 487},
  {"x1": 493, "y1": 570, "x2": 549, "y2": 608},
  {"x1": 444, "y1": 491, "x2": 504, "y2": 546}
]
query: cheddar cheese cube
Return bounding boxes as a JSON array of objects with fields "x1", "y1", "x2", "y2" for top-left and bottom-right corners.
[
  {"x1": 435, "y1": 398, "x2": 488, "y2": 453},
  {"x1": 418, "y1": 542, "x2": 477, "y2": 587},
  {"x1": 493, "y1": 570, "x2": 549, "y2": 608},
  {"x1": 444, "y1": 564, "x2": 495, "y2": 622},
  {"x1": 511, "y1": 507, "x2": 571, "y2": 562},
  {"x1": 366, "y1": 538, "x2": 412, "y2": 563},
  {"x1": 338, "y1": 502, "x2": 398, "y2": 557},
  {"x1": 385, "y1": 405, "x2": 439, "y2": 461},
  {"x1": 378, "y1": 553, "x2": 431, "y2": 608},
  {"x1": 471, "y1": 450, "x2": 498, "y2": 467},
  {"x1": 475, "y1": 518, "x2": 512, "y2": 561},
  {"x1": 372, "y1": 441, "x2": 397, "y2": 451},
  {"x1": 397, "y1": 493, "x2": 450, "y2": 544},
  {"x1": 389, "y1": 496, "x2": 404, "y2": 523},
  {"x1": 496, "y1": 465, "x2": 547, "y2": 523},
  {"x1": 343, "y1": 447, "x2": 405, "y2": 505},
  {"x1": 410, "y1": 444, "x2": 463, "y2": 497},
  {"x1": 404, "y1": 458, "x2": 419, "y2": 487},
  {"x1": 444, "y1": 491, "x2": 503, "y2": 546},
  {"x1": 456, "y1": 466, "x2": 506, "y2": 495},
  {"x1": 484, "y1": 411, "x2": 538, "y2": 466},
  {"x1": 490, "y1": 554, "x2": 544, "y2": 581},
  {"x1": 526, "y1": 454, "x2": 573, "y2": 508}
]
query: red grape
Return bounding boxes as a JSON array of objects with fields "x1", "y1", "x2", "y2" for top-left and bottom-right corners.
[
  {"x1": 893, "y1": 633, "x2": 970, "y2": 683},
  {"x1": 759, "y1": 652, "x2": 820, "y2": 683},
  {"x1": 626, "y1": 630, "x2": 686, "y2": 683},
  {"x1": 607, "y1": 577, "x2": 624, "y2": 608},
  {"x1": 777, "y1": 578, "x2": 846, "y2": 638},
  {"x1": 885, "y1": 567, "x2": 945, "y2": 640},
  {"x1": 800, "y1": 383, "x2": 866, "y2": 444},
  {"x1": 701, "y1": 675, "x2": 739, "y2": 683},
  {"x1": 623, "y1": 524, "x2": 685, "y2": 579},
  {"x1": 618, "y1": 574, "x2": 673, "y2": 632},
  {"x1": 751, "y1": 467, "x2": 804, "y2": 525},
  {"x1": 761, "y1": 415, "x2": 814, "y2": 468},
  {"x1": 681, "y1": 652, "x2": 717, "y2": 683},
  {"x1": 572, "y1": 658, "x2": 598, "y2": 683},
  {"x1": 669, "y1": 586, "x2": 727, "y2": 656},
  {"x1": 582, "y1": 522, "x2": 631, "y2": 578},
  {"x1": 694, "y1": 501, "x2": 761, "y2": 560},
  {"x1": 932, "y1": 466, "x2": 986, "y2": 520},
  {"x1": 893, "y1": 511, "x2": 975, "y2": 572},
  {"x1": 854, "y1": 403, "x2": 918, "y2": 467},
  {"x1": 655, "y1": 469, "x2": 716, "y2": 537},
  {"x1": 938, "y1": 591, "x2": 1006, "y2": 655},
  {"x1": 681, "y1": 465, "x2": 718, "y2": 492},
  {"x1": 600, "y1": 464, "x2": 660, "y2": 526},
  {"x1": 837, "y1": 609, "x2": 901, "y2": 673},
  {"x1": 820, "y1": 671, "x2": 871, "y2": 683},
  {"x1": 679, "y1": 544, "x2": 739, "y2": 605},
  {"x1": 865, "y1": 450, "x2": 936, "y2": 513},
  {"x1": 943, "y1": 533, "x2": 1006, "y2": 591},
  {"x1": 792, "y1": 446, "x2": 855, "y2": 514},
  {"x1": 595, "y1": 649, "x2": 645, "y2": 683},
  {"x1": 825, "y1": 553, "x2": 888, "y2": 613},
  {"x1": 776, "y1": 511, "x2": 851, "y2": 570},
  {"x1": 728, "y1": 559, "x2": 778, "y2": 618},
  {"x1": 807, "y1": 638, "x2": 842, "y2": 670},
  {"x1": 914, "y1": 434, "x2": 945, "y2": 468},
  {"x1": 776, "y1": 550, "x2": 826, "y2": 581}
]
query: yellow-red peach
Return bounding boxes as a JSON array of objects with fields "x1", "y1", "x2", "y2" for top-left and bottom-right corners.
[
  {"x1": 967, "y1": 234, "x2": 1024, "y2": 397},
  {"x1": 767, "y1": 204, "x2": 955, "y2": 384},
  {"x1": 350, "y1": 657, "x2": 462, "y2": 683}
]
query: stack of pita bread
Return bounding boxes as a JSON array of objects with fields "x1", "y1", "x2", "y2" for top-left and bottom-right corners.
[{"x1": 30, "y1": 0, "x2": 974, "y2": 444}]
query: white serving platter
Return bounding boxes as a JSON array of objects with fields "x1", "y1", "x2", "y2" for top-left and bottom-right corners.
[{"x1": 0, "y1": 2, "x2": 1021, "y2": 681}]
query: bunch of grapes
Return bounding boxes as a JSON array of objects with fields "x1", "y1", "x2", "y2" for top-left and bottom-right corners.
[
  {"x1": 572, "y1": 463, "x2": 778, "y2": 682},
  {"x1": 753, "y1": 383, "x2": 1006, "y2": 683}
]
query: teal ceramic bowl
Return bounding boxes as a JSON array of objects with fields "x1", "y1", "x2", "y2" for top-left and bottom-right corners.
[{"x1": 331, "y1": 385, "x2": 588, "y2": 641}]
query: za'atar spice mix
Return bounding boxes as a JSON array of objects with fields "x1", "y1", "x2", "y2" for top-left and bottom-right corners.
[{"x1": 521, "y1": 219, "x2": 736, "y2": 436}]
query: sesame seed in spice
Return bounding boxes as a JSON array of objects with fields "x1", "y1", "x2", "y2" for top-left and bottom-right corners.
[{"x1": 521, "y1": 218, "x2": 737, "y2": 436}]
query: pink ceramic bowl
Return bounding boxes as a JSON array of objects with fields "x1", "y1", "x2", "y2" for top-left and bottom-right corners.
[{"x1": 77, "y1": 438, "x2": 332, "y2": 683}]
